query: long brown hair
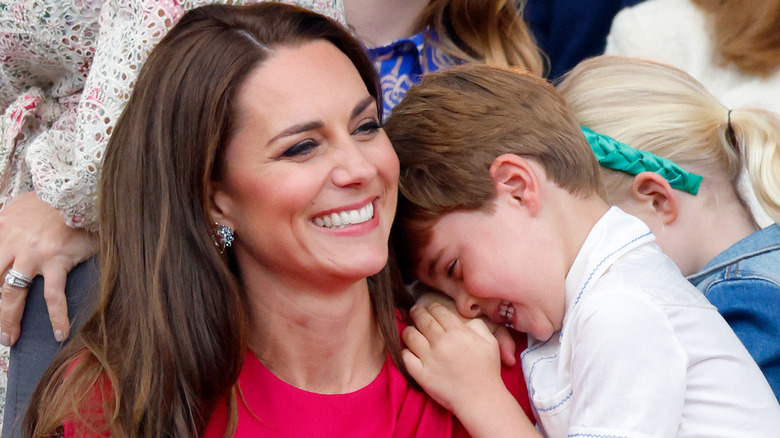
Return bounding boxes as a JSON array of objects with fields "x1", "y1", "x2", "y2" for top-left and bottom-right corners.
[
  {"x1": 420, "y1": 0, "x2": 545, "y2": 76},
  {"x1": 692, "y1": 0, "x2": 780, "y2": 76},
  {"x1": 25, "y1": 4, "x2": 408, "y2": 437}
]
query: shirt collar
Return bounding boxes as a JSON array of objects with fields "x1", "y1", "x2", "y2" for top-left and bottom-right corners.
[{"x1": 562, "y1": 207, "x2": 655, "y2": 327}]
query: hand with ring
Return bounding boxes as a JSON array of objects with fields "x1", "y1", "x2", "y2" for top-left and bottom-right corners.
[
  {"x1": 0, "y1": 192, "x2": 98, "y2": 347},
  {"x1": 4, "y1": 269, "x2": 32, "y2": 289}
]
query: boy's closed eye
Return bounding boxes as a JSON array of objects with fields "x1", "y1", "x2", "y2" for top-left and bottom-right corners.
[{"x1": 446, "y1": 259, "x2": 458, "y2": 278}]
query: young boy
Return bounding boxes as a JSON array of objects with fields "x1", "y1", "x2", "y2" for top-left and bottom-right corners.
[{"x1": 384, "y1": 64, "x2": 780, "y2": 437}]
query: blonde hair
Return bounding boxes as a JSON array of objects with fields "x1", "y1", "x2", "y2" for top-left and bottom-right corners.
[
  {"x1": 419, "y1": 0, "x2": 545, "y2": 76},
  {"x1": 557, "y1": 55, "x2": 780, "y2": 225},
  {"x1": 692, "y1": 0, "x2": 780, "y2": 77}
]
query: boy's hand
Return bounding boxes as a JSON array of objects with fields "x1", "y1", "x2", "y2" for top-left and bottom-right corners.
[
  {"x1": 402, "y1": 303, "x2": 507, "y2": 415},
  {"x1": 413, "y1": 289, "x2": 517, "y2": 366},
  {"x1": 403, "y1": 302, "x2": 540, "y2": 437}
]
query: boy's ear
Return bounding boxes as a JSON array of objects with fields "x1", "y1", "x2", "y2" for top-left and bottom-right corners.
[
  {"x1": 489, "y1": 154, "x2": 540, "y2": 213},
  {"x1": 630, "y1": 171, "x2": 679, "y2": 225}
]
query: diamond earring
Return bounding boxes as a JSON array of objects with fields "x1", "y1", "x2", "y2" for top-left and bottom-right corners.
[{"x1": 215, "y1": 223, "x2": 234, "y2": 253}]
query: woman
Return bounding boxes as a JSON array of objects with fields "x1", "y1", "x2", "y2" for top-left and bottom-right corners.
[
  {"x1": 1, "y1": 2, "x2": 341, "y2": 434},
  {"x1": 24, "y1": 4, "x2": 531, "y2": 436},
  {"x1": 557, "y1": 55, "x2": 780, "y2": 399},
  {"x1": 2, "y1": 2, "x2": 543, "y2": 433}
]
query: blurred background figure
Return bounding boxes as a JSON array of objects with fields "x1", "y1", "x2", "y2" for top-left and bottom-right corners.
[
  {"x1": 345, "y1": 0, "x2": 544, "y2": 113},
  {"x1": 606, "y1": 0, "x2": 780, "y2": 227},
  {"x1": 524, "y1": 0, "x2": 645, "y2": 79}
]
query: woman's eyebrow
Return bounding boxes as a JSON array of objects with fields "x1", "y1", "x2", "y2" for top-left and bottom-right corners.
[
  {"x1": 268, "y1": 121, "x2": 324, "y2": 143},
  {"x1": 351, "y1": 96, "x2": 375, "y2": 119},
  {"x1": 266, "y1": 96, "x2": 374, "y2": 144}
]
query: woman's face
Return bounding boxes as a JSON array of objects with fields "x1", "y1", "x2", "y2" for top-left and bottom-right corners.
[{"x1": 211, "y1": 40, "x2": 399, "y2": 288}]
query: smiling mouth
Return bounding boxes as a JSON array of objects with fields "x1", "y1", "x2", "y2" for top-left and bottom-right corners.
[
  {"x1": 312, "y1": 202, "x2": 374, "y2": 229},
  {"x1": 498, "y1": 300, "x2": 515, "y2": 329}
]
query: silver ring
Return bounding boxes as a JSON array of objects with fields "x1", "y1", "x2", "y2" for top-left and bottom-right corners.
[{"x1": 4, "y1": 269, "x2": 31, "y2": 288}]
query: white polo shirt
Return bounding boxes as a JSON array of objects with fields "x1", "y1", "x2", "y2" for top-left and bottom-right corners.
[{"x1": 521, "y1": 207, "x2": 780, "y2": 437}]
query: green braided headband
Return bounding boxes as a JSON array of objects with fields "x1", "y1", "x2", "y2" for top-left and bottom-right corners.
[{"x1": 581, "y1": 126, "x2": 702, "y2": 195}]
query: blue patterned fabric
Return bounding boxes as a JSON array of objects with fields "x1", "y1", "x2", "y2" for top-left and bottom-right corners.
[{"x1": 367, "y1": 29, "x2": 456, "y2": 115}]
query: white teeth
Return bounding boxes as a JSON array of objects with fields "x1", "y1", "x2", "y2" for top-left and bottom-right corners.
[
  {"x1": 313, "y1": 202, "x2": 374, "y2": 229},
  {"x1": 359, "y1": 205, "x2": 371, "y2": 222},
  {"x1": 498, "y1": 300, "x2": 515, "y2": 324}
]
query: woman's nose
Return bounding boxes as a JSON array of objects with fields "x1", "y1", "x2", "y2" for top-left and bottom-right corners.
[{"x1": 330, "y1": 134, "x2": 378, "y2": 187}]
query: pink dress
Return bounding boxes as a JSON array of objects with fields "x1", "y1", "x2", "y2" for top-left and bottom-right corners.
[
  {"x1": 65, "y1": 323, "x2": 532, "y2": 437},
  {"x1": 203, "y1": 332, "x2": 532, "y2": 437}
]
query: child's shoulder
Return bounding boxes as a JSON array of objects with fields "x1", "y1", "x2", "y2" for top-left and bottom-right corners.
[
  {"x1": 570, "y1": 285, "x2": 670, "y2": 335},
  {"x1": 597, "y1": 241, "x2": 711, "y2": 308}
]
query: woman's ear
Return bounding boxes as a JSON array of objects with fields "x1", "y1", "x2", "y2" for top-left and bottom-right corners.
[
  {"x1": 207, "y1": 182, "x2": 235, "y2": 230},
  {"x1": 630, "y1": 171, "x2": 679, "y2": 225},
  {"x1": 489, "y1": 154, "x2": 541, "y2": 214}
]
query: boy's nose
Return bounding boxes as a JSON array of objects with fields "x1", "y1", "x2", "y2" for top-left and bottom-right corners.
[{"x1": 455, "y1": 294, "x2": 482, "y2": 319}]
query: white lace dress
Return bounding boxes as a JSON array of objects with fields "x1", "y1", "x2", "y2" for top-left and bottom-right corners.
[{"x1": 0, "y1": 0, "x2": 345, "y2": 428}]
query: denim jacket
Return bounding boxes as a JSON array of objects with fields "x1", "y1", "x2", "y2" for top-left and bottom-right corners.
[{"x1": 687, "y1": 224, "x2": 780, "y2": 401}]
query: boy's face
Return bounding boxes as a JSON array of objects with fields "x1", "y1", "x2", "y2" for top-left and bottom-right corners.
[{"x1": 414, "y1": 198, "x2": 566, "y2": 342}]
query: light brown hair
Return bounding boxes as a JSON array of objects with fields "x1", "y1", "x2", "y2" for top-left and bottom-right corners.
[
  {"x1": 384, "y1": 63, "x2": 603, "y2": 279},
  {"x1": 419, "y1": 0, "x2": 545, "y2": 76},
  {"x1": 25, "y1": 4, "x2": 408, "y2": 437},
  {"x1": 692, "y1": 0, "x2": 780, "y2": 76}
]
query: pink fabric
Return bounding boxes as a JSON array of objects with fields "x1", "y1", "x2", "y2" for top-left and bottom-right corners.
[
  {"x1": 64, "y1": 318, "x2": 532, "y2": 437},
  {"x1": 204, "y1": 319, "x2": 533, "y2": 437},
  {"x1": 204, "y1": 352, "x2": 459, "y2": 438}
]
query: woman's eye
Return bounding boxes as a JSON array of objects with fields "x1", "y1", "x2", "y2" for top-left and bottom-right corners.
[
  {"x1": 281, "y1": 140, "x2": 317, "y2": 158},
  {"x1": 352, "y1": 120, "x2": 381, "y2": 137}
]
